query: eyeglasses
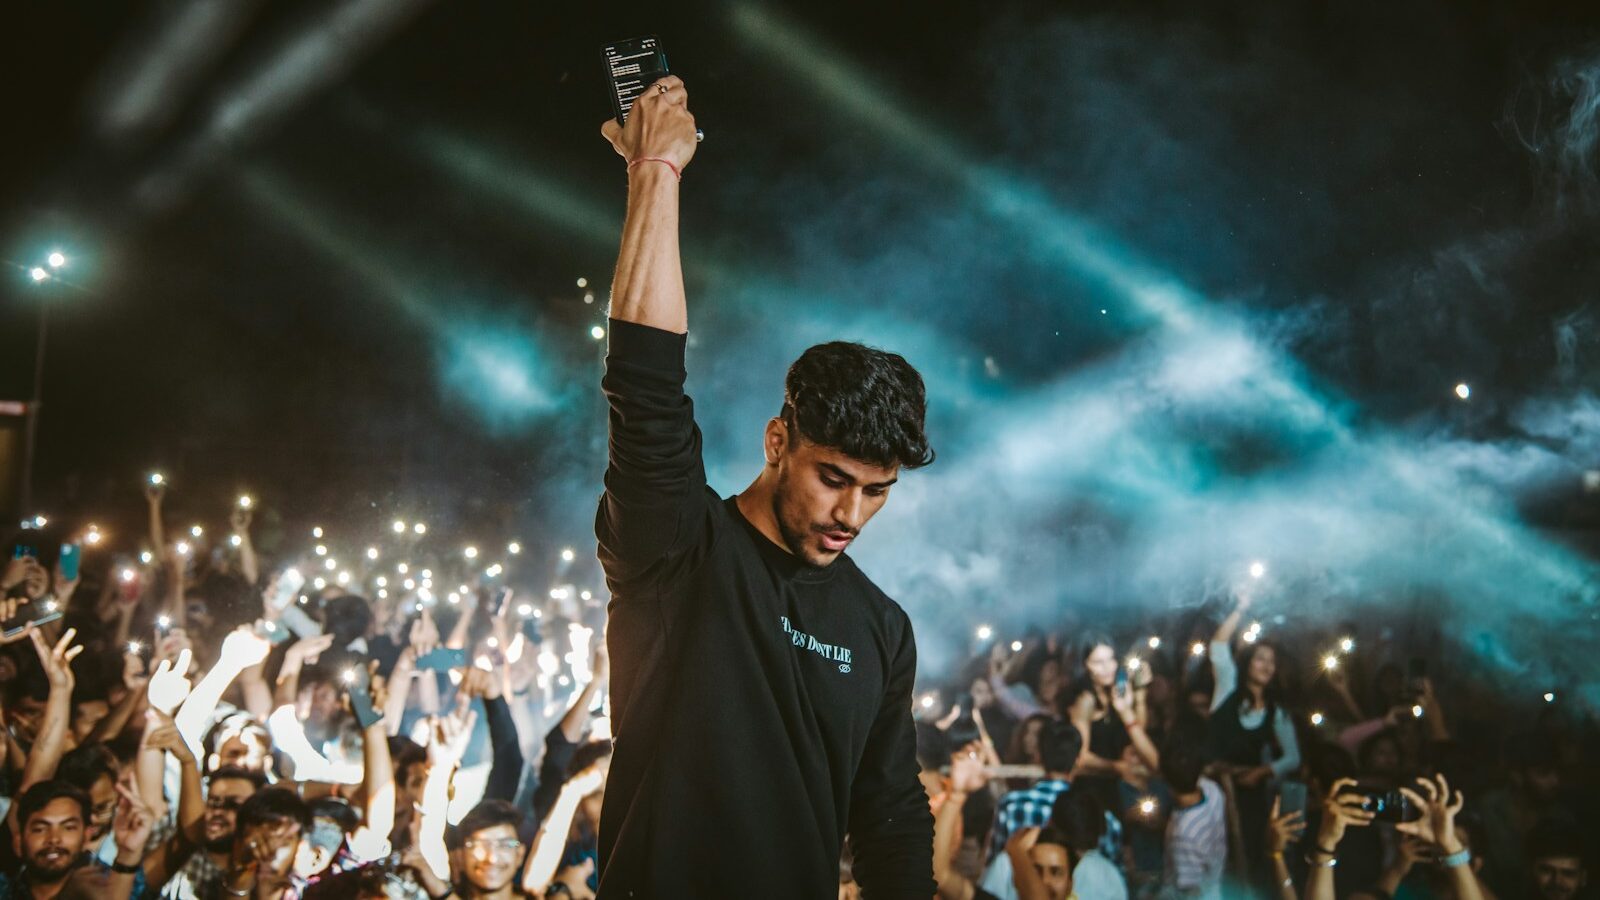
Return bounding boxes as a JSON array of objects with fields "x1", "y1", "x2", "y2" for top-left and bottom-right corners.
[
  {"x1": 205, "y1": 796, "x2": 246, "y2": 811},
  {"x1": 463, "y1": 838, "x2": 524, "y2": 857}
]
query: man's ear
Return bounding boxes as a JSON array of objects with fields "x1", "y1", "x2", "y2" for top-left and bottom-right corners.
[{"x1": 764, "y1": 417, "x2": 790, "y2": 466}]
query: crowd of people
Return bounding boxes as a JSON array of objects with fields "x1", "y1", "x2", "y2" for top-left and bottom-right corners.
[{"x1": 0, "y1": 476, "x2": 1592, "y2": 899}]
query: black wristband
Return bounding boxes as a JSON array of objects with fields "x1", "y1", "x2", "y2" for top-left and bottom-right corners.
[{"x1": 110, "y1": 859, "x2": 141, "y2": 875}]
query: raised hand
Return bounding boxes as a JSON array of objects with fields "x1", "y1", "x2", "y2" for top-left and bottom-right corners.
[
  {"x1": 948, "y1": 741, "x2": 989, "y2": 796},
  {"x1": 31, "y1": 627, "x2": 82, "y2": 693},
  {"x1": 409, "y1": 611, "x2": 439, "y2": 659},
  {"x1": 111, "y1": 781, "x2": 155, "y2": 864},
  {"x1": 0, "y1": 597, "x2": 35, "y2": 645},
  {"x1": 147, "y1": 648, "x2": 194, "y2": 715},
  {"x1": 600, "y1": 75, "x2": 699, "y2": 174},
  {"x1": 1316, "y1": 778, "x2": 1377, "y2": 852},
  {"x1": 144, "y1": 716, "x2": 196, "y2": 768},
  {"x1": 1397, "y1": 773, "x2": 1466, "y2": 853},
  {"x1": 1268, "y1": 796, "x2": 1306, "y2": 856},
  {"x1": 284, "y1": 633, "x2": 335, "y2": 668},
  {"x1": 565, "y1": 765, "x2": 606, "y2": 799},
  {"x1": 230, "y1": 506, "x2": 253, "y2": 535},
  {"x1": 1110, "y1": 682, "x2": 1137, "y2": 723},
  {"x1": 219, "y1": 627, "x2": 272, "y2": 670},
  {"x1": 122, "y1": 646, "x2": 149, "y2": 692}
]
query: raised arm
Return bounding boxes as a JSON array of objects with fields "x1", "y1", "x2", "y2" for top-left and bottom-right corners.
[
  {"x1": 934, "y1": 745, "x2": 986, "y2": 900},
  {"x1": 175, "y1": 627, "x2": 271, "y2": 752},
  {"x1": 231, "y1": 506, "x2": 259, "y2": 586},
  {"x1": 600, "y1": 74, "x2": 698, "y2": 333}
]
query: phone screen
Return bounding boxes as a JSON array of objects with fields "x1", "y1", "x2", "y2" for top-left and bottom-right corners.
[
  {"x1": 602, "y1": 35, "x2": 670, "y2": 125},
  {"x1": 57, "y1": 544, "x2": 81, "y2": 582}
]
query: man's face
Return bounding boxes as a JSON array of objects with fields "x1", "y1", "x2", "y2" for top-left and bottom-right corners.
[
  {"x1": 461, "y1": 823, "x2": 523, "y2": 893},
  {"x1": 769, "y1": 424, "x2": 898, "y2": 568},
  {"x1": 398, "y1": 762, "x2": 428, "y2": 808},
  {"x1": 72, "y1": 701, "x2": 110, "y2": 744},
  {"x1": 1533, "y1": 856, "x2": 1587, "y2": 900},
  {"x1": 1029, "y1": 843, "x2": 1073, "y2": 900},
  {"x1": 204, "y1": 777, "x2": 256, "y2": 850},
  {"x1": 8, "y1": 696, "x2": 47, "y2": 744},
  {"x1": 214, "y1": 731, "x2": 270, "y2": 773},
  {"x1": 86, "y1": 775, "x2": 117, "y2": 843},
  {"x1": 22, "y1": 798, "x2": 85, "y2": 879}
]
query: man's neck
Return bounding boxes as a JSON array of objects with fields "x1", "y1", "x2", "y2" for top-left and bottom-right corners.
[
  {"x1": 735, "y1": 477, "x2": 790, "y2": 557},
  {"x1": 27, "y1": 872, "x2": 71, "y2": 900},
  {"x1": 463, "y1": 886, "x2": 520, "y2": 900}
]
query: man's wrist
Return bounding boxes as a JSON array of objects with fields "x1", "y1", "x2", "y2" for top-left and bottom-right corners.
[
  {"x1": 113, "y1": 850, "x2": 143, "y2": 870},
  {"x1": 628, "y1": 161, "x2": 680, "y2": 189}
]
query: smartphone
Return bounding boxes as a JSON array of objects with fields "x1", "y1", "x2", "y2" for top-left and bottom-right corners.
[
  {"x1": 487, "y1": 587, "x2": 513, "y2": 619},
  {"x1": 602, "y1": 35, "x2": 670, "y2": 125},
  {"x1": 1340, "y1": 782, "x2": 1418, "y2": 824},
  {"x1": 1278, "y1": 780, "x2": 1308, "y2": 818},
  {"x1": 2, "y1": 609, "x2": 62, "y2": 640},
  {"x1": 414, "y1": 647, "x2": 467, "y2": 672},
  {"x1": 12, "y1": 545, "x2": 36, "y2": 560},
  {"x1": 268, "y1": 568, "x2": 307, "y2": 612},
  {"x1": 57, "y1": 544, "x2": 81, "y2": 582},
  {"x1": 1115, "y1": 668, "x2": 1129, "y2": 696},
  {"x1": 253, "y1": 618, "x2": 291, "y2": 645},
  {"x1": 344, "y1": 664, "x2": 383, "y2": 729}
]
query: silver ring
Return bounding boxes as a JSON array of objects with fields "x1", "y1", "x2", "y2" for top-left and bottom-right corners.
[
  {"x1": 695, "y1": 128, "x2": 705, "y2": 143},
  {"x1": 657, "y1": 83, "x2": 669, "y2": 94}
]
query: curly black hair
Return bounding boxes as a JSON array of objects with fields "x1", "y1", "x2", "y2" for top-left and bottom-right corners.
[{"x1": 782, "y1": 341, "x2": 935, "y2": 469}]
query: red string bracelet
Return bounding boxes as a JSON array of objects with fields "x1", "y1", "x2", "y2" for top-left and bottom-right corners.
[{"x1": 627, "y1": 156, "x2": 681, "y2": 181}]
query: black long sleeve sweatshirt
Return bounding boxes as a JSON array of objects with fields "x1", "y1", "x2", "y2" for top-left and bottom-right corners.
[{"x1": 593, "y1": 320, "x2": 934, "y2": 899}]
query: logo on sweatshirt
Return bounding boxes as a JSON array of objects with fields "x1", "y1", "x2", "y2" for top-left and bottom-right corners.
[{"x1": 780, "y1": 616, "x2": 853, "y2": 674}]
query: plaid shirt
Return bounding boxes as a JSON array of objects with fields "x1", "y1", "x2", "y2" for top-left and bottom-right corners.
[{"x1": 987, "y1": 778, "x2": 1071, "y2": 861}]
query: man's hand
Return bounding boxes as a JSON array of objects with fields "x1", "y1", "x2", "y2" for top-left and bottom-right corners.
[
  {"x1": 145, "y1": 717, "x2": 197, "y2": 768},
  {"x1": 600, "y1": 75, "x2": 698, "y2": 174},
  {"x1": 219, "y1": 627, "x2": 272, "y2": 670},
  {"x1": 948, "y1": 742, "x2": 988, "y2": 797},
  {"x1": 1397, "y1": 773, "x2": 1466, "y2": 854},
  {"x1": 1267, "y1": 796, "x2": 1306, "y2": 856},
  {"x1": 112, "y1": 781, "x2": 155, "y2": 866},
  {"x1": 283, "y1": 633, "x2": 335, "y2": 670},
  {"x1": 147, "y1": 648, "x2": 194, "y2": 715},
  {"x1": 31, "y1": 626, "x2": 82, "y2": 693},
  {"x1": 230, "y1": 507, "x2": 253, "y2": 535},
  {"x1": 1316, "y1": 778, "x2": 1376, "y2": 851}
]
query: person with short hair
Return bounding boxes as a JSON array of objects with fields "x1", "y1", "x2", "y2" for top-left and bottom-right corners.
[
  {"x1": 1159, "y1": 740, "x2": 1227, "y2": 899},
  {"x1": 217, "y1": 787, "x2": 309, "y2": 900},
  {"x1": 593, "y1": 73, "x2": 937, "y2": 897},
  {"x1": 448, "y1": 800, "x2": 531, "y2": 899},
  {"x1": 1526, "y1": 819, "x2": 1588, "y2": 900}
]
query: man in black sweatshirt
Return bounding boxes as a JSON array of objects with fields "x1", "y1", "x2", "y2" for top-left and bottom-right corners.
[{"x1": 592, "y1": 75, "x2": 937, "y2": 899}]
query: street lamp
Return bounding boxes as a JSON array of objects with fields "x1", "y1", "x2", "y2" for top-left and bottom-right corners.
[{"x1": 18, "y1": 251, "x2": 66, "y2": 517}]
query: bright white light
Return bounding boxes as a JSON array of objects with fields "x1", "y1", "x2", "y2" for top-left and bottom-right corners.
[
  {"x1": 1310, "y1": 712, "x2": 1325, "y2": 726},
  {"x1": 337, "y1": 571, "x2": 351, "y2": 585},
  {"x1": 396, "y1": 563, "x2": 409, "y2": 574},
  {"x1": 119, "y1": 568, "x2": 135, "y2": 583},
  {"x1": 237, "y1": 495, "x2": 253, "y2": 509},
  {"x1": 1138, "y1": 797, "x2": 1157, "y2": 817},
  {"x1": 1340, "y1": 637, "x2": 1355, "y2": 653},
  {"x1": 919, "y1": 693, "x2": 935, "y2": 710},
  {"x1": 324, "y1": 558, "x2": 337, "y2": 571},
  {"x1": 1249, "y1": 561, "x2": 1266, "y2": 579},
  {"x1": 378, "y1": 588, "x2": 389, "y2": 599},
  {"x1": 590, "y1": 326, "x2": 606, "y2": 340},
  {"x1": 46, "y1": 252, "x2": 66, "y2": 269},
  {"x1": 31, "y1": 515, "x2": 47, "y2": 528},
  {"x1": 448, "y1": 592, "x2": 460, "y2": 605},
  {"x1": 312, "y1": 526, "x2": 323, "y2": 539},
  {"x1": 576, "y1": 276, "x2": 588, "y2": 288},
  {"x1": 157, "y1": 615, "x2": 172, "y2": 629},
  {"x1": 175, "y1": 541, "x2": 191, "y2": 557},
  {"x1": 1191, "y1": 642, "x2": 1206, "y2": 657},
  {"x1": 485, "y1": 564, "x2": 503, "y2": 577},
  {"x1": 975, "y1": 624, "x2": 993, "y2": 641},
  {"x1": 190, "y1": 525, "x2": 204, "y2": 538},
  {"x1": 403, "y1": 579, "x2": 416, "y2": 590},
  {"x1": 1322, "y1": 655, "x2": 1339, "y2": 671},
  {"x1": 517, "y1": 603, "x2": 533, "y2": 617},
  {"x1": 84, "y1": 527, "x2": 102, "y2": 546},
  {"x1": 1455, "y1": 383, "x2": 1471, "y2": 400},
  {"x1": 560, "y1": 548, "x2": 575, "y2": 562},
  {"x1": 42, "y1": 600, "x2": 58, "y2": 613},
  {"x1": 29, "y1": 267, "x2": 48, "y2": 282},
  {"x1": 1242, "y1": 629, "x2": 1259, "y2": 644},
  {"x1": 313, "y1": 577, "x2": 327, "y2": 589},
  {"x1": 314, "y1": 544, "x2": 327, "y2": 556},
  {"x1": 366, "y1": 547, "x2": 379, "y2": 560},
  {"x1": 508, "y1": 542, "x2": 522, "y2": 555},
  {"x1": 1010, "y1": 640, "x2": 1023, "y2": 652},
  {"x1": 1147, "y1": 636, "x2": 1161, "y2": 650},
  {"x1": 1411, "y1": 704, "x2": 1424, "y2": 718},
  {"x1": 464, "y1": 546, "x2": 479, "y2": 559},
  {"x1": 579, "y1": 590, "x2": 592, "y2": 601},
  {"x1": 1126, "y1": 656, "x2": 1143, "y2": 671},
  {"x1": 341, "y1": 669, "x2": 357, "y2": 685},
  {"x1": 420, "y1": 569, "x2": 432, "y2": 579},
  {"x1": 140, "y1": 551, "x2": 153, "y2": 565},
  {"x1": 1544, "y1": 691, "x2": 1556, "y2": 703},
  {"x1": 126, "y1": 640, "x2": 142, "y2": 654},
  {"x1": 230, "y1": 535, "x2": 243, "y2": 548},
  {"x1": 413, "y1": 523, "x2": 426, "y2": 535},
  {"x1": 393, "y1": 520, "x2": 406, "y2": 534},
  {"x1": 375, "y1": 576, "x2": 388, "y2": 588}
]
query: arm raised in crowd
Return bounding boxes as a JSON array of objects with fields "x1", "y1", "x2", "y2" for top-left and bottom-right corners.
[
  {"x1": 933, "y1": 743, "x2": 985, "y2": 900},
  {"x1": 523, "y1": 765, "x2": 606, "y2": 896},
  {"x1": 231, "y1": 505, "x2": 259, "y2": 586},
  {"x1": 136, "y1": 715, "x2": 205, "y2": 891},
  {"x1": 460, "y1": 666, "x2": 524, "y2": 804},
  {"x1": 1209, "y1": 594, "x2": 1250, "y2": 712},
  {"x1": 1305, "y1": 778, "x2": 1376, "y2": 900},
  {"x1": 174, "y1": 627, "x2": 271, "y2": 752},
  {"x1": 1397, "y1": 774, "x2": 1483, "y2": 900}
]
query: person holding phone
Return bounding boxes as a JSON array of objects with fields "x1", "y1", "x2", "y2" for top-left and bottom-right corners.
[
  {"x1": 1065, "y1": 636, "x2": 1161, "y2": 817},
  {"x1": 594, "y1": 73, "x2": 936, "y2": 897}
]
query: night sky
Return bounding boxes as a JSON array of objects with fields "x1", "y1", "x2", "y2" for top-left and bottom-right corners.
[{"x1": 2, "y1": 1, "x2": 1598, "y2": 681}]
